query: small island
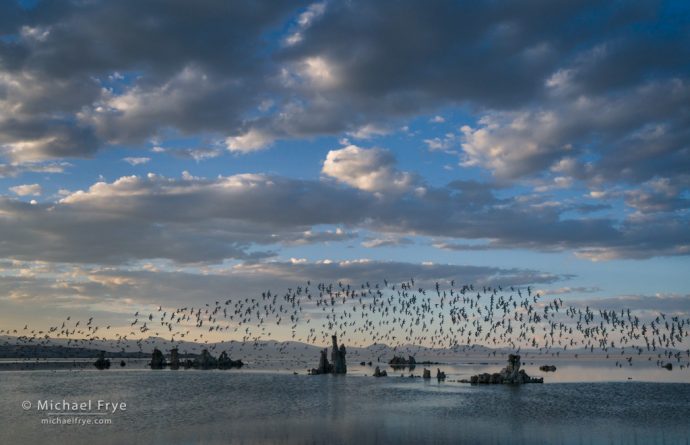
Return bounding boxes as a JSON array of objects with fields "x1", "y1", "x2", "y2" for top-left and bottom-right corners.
[
  {"x1": 149, "y1": 347, "x2": 243, "y2": 370},
  {"x1": 463, "y1": 354, "x2": 543, "y2": 384}
]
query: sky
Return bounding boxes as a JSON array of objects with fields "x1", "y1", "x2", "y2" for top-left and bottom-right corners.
[{"x1": 0, "y1": 0, "x2": 688, "y2": 338}]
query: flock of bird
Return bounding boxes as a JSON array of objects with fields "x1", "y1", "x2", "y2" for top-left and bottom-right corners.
[{"x1": 2, "y1": 280, "x2": 689, "y2": 371}]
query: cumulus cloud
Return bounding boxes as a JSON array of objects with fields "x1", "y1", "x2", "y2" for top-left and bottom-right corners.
[
  {"x1": 226, "y1": 128, "x2": 275, "y2": 153},
  {"x1": 228, "y1": 0, "x2": 689, "y2": 173},
  {"x1": 0, "y1": 168, "x2": 685, "y2": 265},
  {"x1": 322, "y1": 145, "x2": 417, "y2": 193},
  {"x1": 625, "y1": 177, "x2": 689, "y2": 215},
  {"x1": 459, "y1": 79, "x2": 690, "y2": 184},
  {"x1": 0, "y1": 0, "x2": 687, "y2": 192},
  {"x1": 0, "y1": 0, "x2": 687, "y2": 267},
  {"x1": 424, "y1": 133, "x2": 457, "y2": 153},
  {"x1": 9, "y1": 183, "x2": 42, "y2": 196},
  {"x1": 0, "y1": 0, "x2": 304, "y2": 161}
]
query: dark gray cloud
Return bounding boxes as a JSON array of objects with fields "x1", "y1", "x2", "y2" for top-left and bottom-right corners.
[
  {"x1": 0, "y1": 174, "x2": 370, "y2": 264},
  {"x1": 280, "y1": 0, "x2": 623, "y2": 105},
  {"x1": 2, "y1": 0, "x2": 687, "y2": 189},
  {"x1": 0, "y1": 259, "x2": 566, "y2": 308},
  {"x1": 257, "y1": 0, "x2": 688, "y2": 192},
  {"x1": 0, "y1": 0, "x2": 307, "y2": 160},
  {"x1": 0, "y1": 1, "x2": 688, "y2": 264},
  {"x1": 459, "y1": 78, "x2": 690, "y2": 184},
  {"x1": 0, "y1": 170, "x2": 685, "y2": 264}
]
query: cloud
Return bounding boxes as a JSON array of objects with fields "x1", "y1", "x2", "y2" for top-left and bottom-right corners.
[
  {"x1": 0, "y1": 166, "x2": 685, "y2": 265},
  {"x1": 625, "y1": 177, "x2": 689, "y2": 215},
  {"x1": 0, "y1": 0, "x2": 686, "y2": 193},
  {"x1": 87, "y1": 65, "x2": 255, "y2": 144},
  {"x1": 322, "y1": 145, "x2": 417, "y2": 193},
  {"x1": 0, "y1": 161, "x2": 70, "y2": 178},
  {"x1": 283, "y1": 228, "x2": 357, "y2": 245},
  {"x1": 226, "y1": 128, "x2": 275, "y2": 153},
  {"x1": 122, "y1": 157, "x2": 150, "y2": 166},
  {"x1": 459, "y1": 79, "x2": 690, "y2": 184},
  {"x1": 432, "y1": 241, "x2": 493, "y2": 252},
  {"x1": 570, "y1": 294, "x2": 690, "y2": 315},
  {"x1": 229, "y1": 0, "x2": 688, "y2": 161},
  {"x1": 164, "y1": 147, "x2": 223, "y2": 162},
  {"x1": 9, "y1": 183, "x2": 42, "y2": 196},
  {"x1": 535, "y1": 286, "x2": 602, "y2": 296},
  {"x1": 424, "y1": 133, "x2": 457, "y2": 152},
  {"x1": 0, "y1": 0, "x2": 306, "y2": 161},
  {"x1": 0, "y1": 173, "x2": 371, "y2": 264},
  {"x1": 283, "y1": 2, "x2": 326, "y2": 47},
  {"x1": 362, "y1": 236, "x2": 414, "y2": 248},
  {"x1": 346, "y1": 124, "x2": 390, "y2": 140},
  {"x1": 0, "y1": 259, "x2": 567, "y2": 309}
]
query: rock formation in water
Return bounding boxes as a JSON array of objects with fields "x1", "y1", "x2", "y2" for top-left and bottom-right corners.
[
  {"x1": 194, "y1": 349, "x2": 218, "y2": 369},
  {"x1": 218, "y1": 351, "x2": 244, "y2": 369},
  {"x1": 93, "y1": 351, "x2": 111, "y2": 370},
  {"x1": 436, "y1": 368, "x2": 446, "y2": 380},
  {"x1": 310, "y1": 348, "x2": 333, "y2": 374},
  {"x1": 465, "y1": 354, "x2": 543, "y2": 384},
  {"x1": 389, "y1": 355, "x2": 416, "y2": 368},
  {"x1": 150, "y1": 348, "x2": 166, "y2": 369},
  {"x1": 423, "y1": 368, "x2": 431, "y2": 379},
  {"x1": 373, "y1": 366, "x2": 387, "y2": 377},
  {"x1": 539, "y1": 364, "x2": 557, "y2": 372},
  {"x1": 310, "y1": 335, "x2": 347, "y2": 375},
  {"x1": 331, "y1": 335, "x2": 347, "y2": 374},
  {"x1": 169, "y1": 348, "x2": 180, "y2": 370}
]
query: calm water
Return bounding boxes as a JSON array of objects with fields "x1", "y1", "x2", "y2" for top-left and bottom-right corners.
[{"x1": 1, "y1": 367, "x2": 689, "y2": 445}]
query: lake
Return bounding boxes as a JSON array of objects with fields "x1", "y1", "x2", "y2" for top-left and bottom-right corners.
[{"x1": 1, "y1": 363, "x2": 689, "y2": 444}]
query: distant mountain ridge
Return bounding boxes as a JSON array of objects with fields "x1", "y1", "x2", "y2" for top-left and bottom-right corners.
[{"x1": 1, "y1": 335, "x2": 628, "y2": 360}]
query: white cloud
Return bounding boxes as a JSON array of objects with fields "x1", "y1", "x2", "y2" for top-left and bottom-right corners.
[
  {"x1": 9, "y1": 183, "x2": 43, "y2": 196},
  {"x1": 297, "y1": 56, "x2": 340, "y2": 88},
  {"x1": 322, "y1": 145, "x2": 417, "y2": 193},
  {"x1": 424, "y1": 132, "x2": 456, "y2": 152},
  {"x1": 459, "y1": 110, "x2": 571, "y2": 179},
  {"x1": 284, "y1": 2, "x2": 326, "y2": 46},
  {"x1": 123, "y1": 157, "x2": 151, "y2": 166},
  {"x1": 347, "y1": 124, "x2": 390, "y2": 140},
  {"x1": 362, "y1": 236, "x2": 413, "y2": 248},
  {"x1": 226, "y1": 128, "x2": 275, "y2": 153}
]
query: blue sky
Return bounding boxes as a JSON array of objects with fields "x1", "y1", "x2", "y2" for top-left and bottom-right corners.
[{"x1": 0, "y1": 0, "x2": 688, "y2": 334}]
